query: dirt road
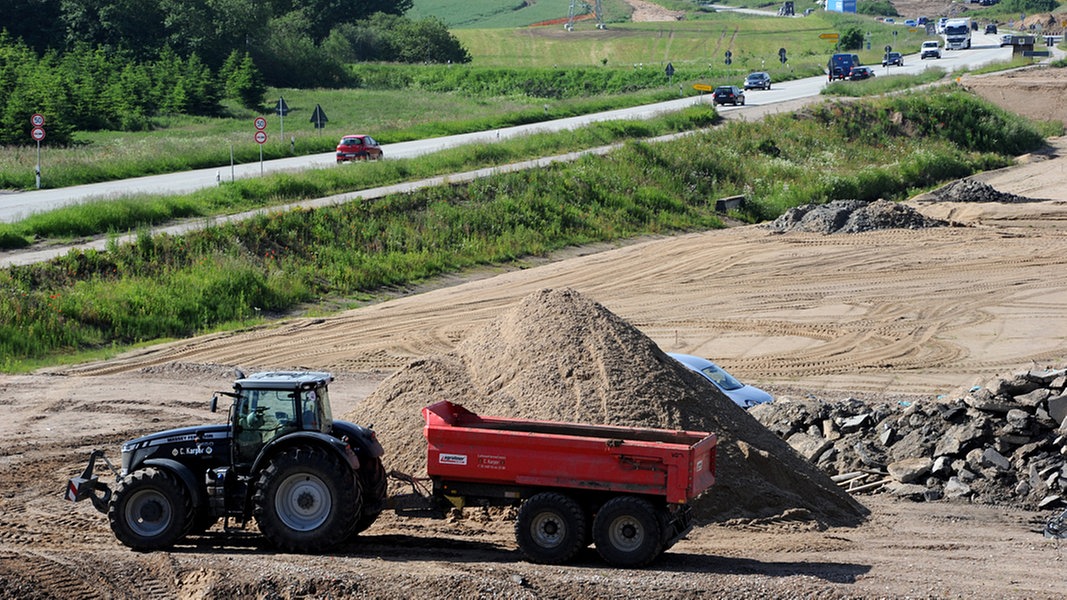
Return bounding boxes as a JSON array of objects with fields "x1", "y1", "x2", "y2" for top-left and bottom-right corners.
[{"x1": 3, "y1": 69, "x2": 1067, "y2": 598}]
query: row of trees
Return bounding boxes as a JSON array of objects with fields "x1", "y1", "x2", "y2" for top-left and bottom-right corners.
[{"x1": 0, "y1": 1, "x2": 471, "y2": 145}]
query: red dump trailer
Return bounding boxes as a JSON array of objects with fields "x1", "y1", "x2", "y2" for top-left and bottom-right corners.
[{"x1": 416, "y1": 400, "x2": 717, "y2": 567}]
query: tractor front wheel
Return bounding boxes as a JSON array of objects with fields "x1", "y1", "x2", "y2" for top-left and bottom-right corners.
[
  {"x1": 254, "y1": 446, "x2": 361, "y2": 553},
  {"x1": 108, "y1": 468, "x2": 192, "y2": 551}
]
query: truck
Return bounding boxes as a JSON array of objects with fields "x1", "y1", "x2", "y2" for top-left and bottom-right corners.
[
  {"x1": 827, "y1": 53, "x2": 861, "y2": 81},
  {"x1": 944, "y1": 18, "x2": 973, "y2": 50},
  {"x1": 68, "y1": 372, "x2": 718, "y2": 568}
]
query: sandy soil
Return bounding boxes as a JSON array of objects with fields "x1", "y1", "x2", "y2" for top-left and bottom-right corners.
[{"x1": 3, "y1": 69, "x2": 1067, "y2": 598}]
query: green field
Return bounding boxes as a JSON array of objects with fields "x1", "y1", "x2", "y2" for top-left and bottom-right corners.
[{"x1": 409, "y1": 0, "x2": 634, "y2": 28}]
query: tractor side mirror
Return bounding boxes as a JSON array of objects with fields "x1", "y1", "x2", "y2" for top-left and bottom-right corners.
[{"x1": 210, "y1": 395, "x2": 218, "y2": 413}]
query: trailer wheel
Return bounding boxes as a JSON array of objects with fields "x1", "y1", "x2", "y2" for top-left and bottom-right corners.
[
  {"x1": 350, "y1": 458, "x2": 387, "y2": 536},
  {"x1": 108, "y1": 468, "x2": 191, "y2": 551},
  {"x1": 515, "y1": 492, "x2": 587, "y2": 564},
  {"x1": 254, "y1": 446, "x2": 361, "y2": 553},
  {"x1": 593, "y1": 496, "x2": 664, "y2": 567}
]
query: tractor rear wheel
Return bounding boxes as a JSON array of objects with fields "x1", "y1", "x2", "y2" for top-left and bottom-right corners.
[
  {"x1": 515, "y1": 492, "x2": 587, "y2": 564},
  {"x1": 108, "y1": 468, "x2": 192, "y2": 551},
  {"x1": 592, "y1": 496, "x2": 664, "y2": 567},
  {"x1": 254, "y1": 446, "x2": 361, "y2": 553}
]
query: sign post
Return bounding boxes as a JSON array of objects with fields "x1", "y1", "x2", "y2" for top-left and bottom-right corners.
[
  {"x1": 30, "y1": 113, "x2": 45, "y2": 189},
  {"x1": 254, "y1": 117, "x2": 268, "y2": 174},
  {"x1": 309, "y1": 104, "x2": 328, "y2": 135},
  {"x1": 276, "y1": 97, "x2": 289, "y2": 141}
]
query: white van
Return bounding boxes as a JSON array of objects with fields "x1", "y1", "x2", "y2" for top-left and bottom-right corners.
[{"x1": 921, "y1": 40, "x2": 942, "y2": 59}]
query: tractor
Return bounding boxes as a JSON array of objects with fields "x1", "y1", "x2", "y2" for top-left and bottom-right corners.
[{"x1": 66, "y1": 371, "x2": 386, "y2": 552}]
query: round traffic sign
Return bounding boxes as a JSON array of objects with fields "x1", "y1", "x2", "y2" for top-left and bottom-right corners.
[
  {"x1": 254, "y1": 117, "x2": 267, "y2": 130},
  {"x1": 31, "y1": 113, "x2": 45, "y2": 127},
  {"x1": 254, "y1": 130, "x2": 267, "y2": 144},
  {"x1": 31, "y1": 127, "x2": 46, "y2": 141}
]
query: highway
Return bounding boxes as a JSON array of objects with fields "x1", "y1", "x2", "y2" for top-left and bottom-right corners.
[{"x1": 0, "y1": 31, "x2": 1019, "y2": 226}]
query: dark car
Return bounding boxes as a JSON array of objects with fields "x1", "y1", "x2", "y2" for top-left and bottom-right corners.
[
  {"x1": 335, "y1": 134, "x2": 383, "y2": 163},
  {"x1": 712, "y1": 85, "x2": 746, "y2": 106},
  {"x1": 849, "y1": 66, "x2": 876, "y2": 81},
  {"x1": 743, "y1": 71, "x2": 771, "y2": 90},
  {"x1": 985, "y1": 23, "x2": 998, "y2": 34},
  {"x1": 882, "y1": 51, "x2": 904, "y2": 67}
]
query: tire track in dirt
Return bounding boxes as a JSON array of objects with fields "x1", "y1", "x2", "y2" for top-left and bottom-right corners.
[{"x1": 52, "y1": 209, "x2": 1067, "y2": 399}]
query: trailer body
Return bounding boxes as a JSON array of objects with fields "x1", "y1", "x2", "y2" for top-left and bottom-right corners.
[{"x1": 423, "y1": 401, "x2": 716, "y2": 503}]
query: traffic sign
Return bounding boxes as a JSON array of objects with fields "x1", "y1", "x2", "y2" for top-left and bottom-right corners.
[
  {"x1": 819, "y1": 33, "x2": 839, "y2": 40},
  {"x1": 310, "y1": 104, "x2": 329, "y2": 129},
  {"x1": 693, "y1": 84, "x2": 713, "y2": 92},
  {"x1": 254, "y1": 130, "x2": 267, "y2": 144},
  {"x1": 31, "y1": 113, "x2": 45, "y2": 127},
  {"x1": 254, "y1": 117, "x2": 267, "y2": 130},
  {"x1": 665, "y1": 62, "x2": 675, "y2": 78},
  {"x1": 276, "y1": 97, "x2": 289, "y2": 117},
  {"x1": 1024, "y1": 51, "x2": 1051, "y2": 57},
  {"x1": 31, "y1": 127, "x2": 45, "y2": 141}
]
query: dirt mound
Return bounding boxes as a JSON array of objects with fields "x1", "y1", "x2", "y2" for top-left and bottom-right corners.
[
  {"x1": 764, "y1": 199, "x2": 946, "y2": 234},
  {"x1": 352, "y1": 288, "x2": 868, "y2": 526},
  {"x1": 933, "y1": 178, "x2": 1034, "y2": 203}
]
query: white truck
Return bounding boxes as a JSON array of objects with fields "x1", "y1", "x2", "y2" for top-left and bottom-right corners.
[{"x1": 944, "y1": 18, "x2": 972, "y2": 50}]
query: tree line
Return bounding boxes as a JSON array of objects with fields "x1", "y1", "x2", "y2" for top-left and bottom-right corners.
[{"x1": 0, "y1": 0, "x2": 470, "y2": 145}]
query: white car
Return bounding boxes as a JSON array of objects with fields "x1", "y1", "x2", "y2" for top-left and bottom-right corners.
[{"x1": 669, "y1": 353, "x2": 774, "y2": 408}]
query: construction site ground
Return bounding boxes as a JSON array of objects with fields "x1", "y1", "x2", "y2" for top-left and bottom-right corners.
[{"x1": 3, "y1": 66, "x2": 1067, "y2": 598}]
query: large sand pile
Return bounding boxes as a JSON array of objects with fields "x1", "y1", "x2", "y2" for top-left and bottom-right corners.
[{"x1": 350, "y1": 288, "x2": 868, "y2": 526}]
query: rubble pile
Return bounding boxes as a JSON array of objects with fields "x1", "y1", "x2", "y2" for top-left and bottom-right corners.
[
  {"x1": 750, "y1": 368, "x2": 1067, "y2": 509},
  {"x1": 764, "y1": 199, "x2": 946, "y2": 234},
  {"x1": 933, "y1": 178, "x2": 1031, "y2": 204}
]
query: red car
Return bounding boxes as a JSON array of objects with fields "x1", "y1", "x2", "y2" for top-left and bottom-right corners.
[{"x1": 336, "y1": 134, "x2": 383, "y2": 163}]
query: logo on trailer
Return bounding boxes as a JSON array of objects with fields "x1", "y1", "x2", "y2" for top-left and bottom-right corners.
[{"x1": 439, "y1": 453, "x2": 468, "y2": 466}]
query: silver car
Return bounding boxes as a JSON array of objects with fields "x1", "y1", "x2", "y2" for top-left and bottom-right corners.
[{"x1": 669, "y1": 353, "x2": 774, "y2": 408}]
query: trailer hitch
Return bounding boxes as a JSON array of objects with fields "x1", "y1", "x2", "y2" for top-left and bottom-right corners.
[{"x1": 65, "y1": 449, "x2": 119, "y2": 514}]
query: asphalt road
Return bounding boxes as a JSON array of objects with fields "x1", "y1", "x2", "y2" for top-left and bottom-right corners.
[{"x1": 0, "y1": 31, "x2": 1015, "y2": 227}]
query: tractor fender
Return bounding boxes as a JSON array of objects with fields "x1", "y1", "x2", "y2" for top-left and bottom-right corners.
[
  {"x1": 332, "y1": 420, "x2": 385, "y2": 460},
  {"x1": 142, "y1": 458, "x2": 206, "y2": 509},
  {"x1": 250, "y1": 431, "x2": 360, "y2": 476}
]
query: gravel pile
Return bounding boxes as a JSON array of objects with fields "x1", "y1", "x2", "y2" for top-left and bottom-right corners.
[
  {"x1": 750, "y1": 368, "x2": 1067, "y2": 510},
  {"x1": 352, "y1": 288, "x2": 868, "y2": 526},
  {"x1": 933, "y1": 179, "x2": 1032, "y2": 203},
  {"x1": 765, "y1": 199, "x2": 946, "y2": 234}
]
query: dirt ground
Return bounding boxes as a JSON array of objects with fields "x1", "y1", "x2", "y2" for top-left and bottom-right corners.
[{"x1": 4, "y1": 67, "x2": 1067, "y2": 598}]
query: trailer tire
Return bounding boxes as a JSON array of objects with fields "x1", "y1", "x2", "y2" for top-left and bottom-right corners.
[
  {"x1": 108, "y1": 468, "x2": 192, "y2": 551},
  {"x1": 515, "y1": 492, "x2": 587, "y2": 564},
  {"x1": 350, "y1": 458, "x2": 387, "y2": 536},
  {"x1": 254, "y1": 446, "x2": 361, "y2": 553},
  {"x1": 593, "y1": 496, "x2": 663, "y2": 567}
]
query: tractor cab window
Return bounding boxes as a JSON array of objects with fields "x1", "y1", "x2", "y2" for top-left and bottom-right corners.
[
  {"x1": 302, "y1": 386, "x2": 333, "y2": 432},
  {"x1": 234, "y1": 389, "x2": 299, "y2": 463}
]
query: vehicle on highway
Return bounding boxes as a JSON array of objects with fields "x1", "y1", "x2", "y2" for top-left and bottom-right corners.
[
  {"x1": 335, "y1": 134, "x2": 383, "y2": 163},
  {"x1": 937, "y1": 17, "x2": 949, "y2": 34},
  {"x1": 744, "y1": 72, "x2": 772, "y2": 90},
  {"x1": 882, "y1": 51, "x2": 904, "y2": 66},
  {"x1": 849, "y1": 66, "x2": 876, "y2": 81},
  {"x1": 905, "y1": 19, "x2": 917, "y2": 27},
  {"x1": 668, "y1": 353, "x2": 774, "y2": 408},
  {"x1": 985, "y1": 23, "x2": 998, "y2": 35},
  {"x1": 944, "y1": 18, "x2": 973, "y2": 50},
  {"x1": 1000, "y1": 34, "x2": 1013, "y2": 47},
  {"x1": 828, "y1": 53, "x2": 862, "y2": 81},
  {"x1": 712, "y1": 85, "x2": 745, "y2": 106},
  {"x1": 921, "y1": 41, "x2": 942, "y2": 59}
]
